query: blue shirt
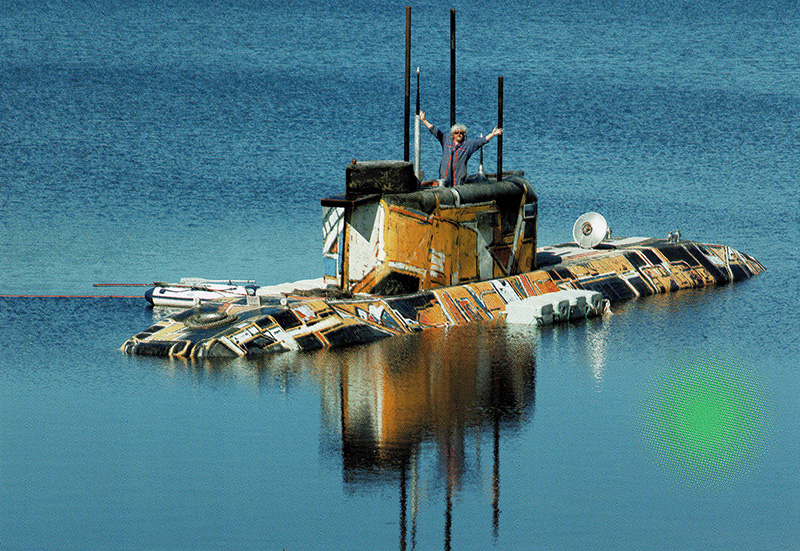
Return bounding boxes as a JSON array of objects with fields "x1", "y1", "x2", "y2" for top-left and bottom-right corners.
[{"x1": 429, "y1": 124, "x2": 490, "y2": 186}]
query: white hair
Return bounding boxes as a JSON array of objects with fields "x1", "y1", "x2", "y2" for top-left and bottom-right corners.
[{"x1": 449, "y1": 124, "x2": 467, "y2": 136}]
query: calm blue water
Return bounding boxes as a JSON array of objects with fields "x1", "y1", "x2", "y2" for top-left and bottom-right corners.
[{"x1": 2, "y1": 1, "x2": 799, "y2": 549}]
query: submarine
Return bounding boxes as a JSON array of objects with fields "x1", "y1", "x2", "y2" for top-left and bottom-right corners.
[{"x1": 121, "y1": 9, "x2": 764, "y2": 358}]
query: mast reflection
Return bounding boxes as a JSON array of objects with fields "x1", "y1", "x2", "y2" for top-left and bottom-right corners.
[{"x1": 316, "y1": 322, "x2": 537, "y2": 549}]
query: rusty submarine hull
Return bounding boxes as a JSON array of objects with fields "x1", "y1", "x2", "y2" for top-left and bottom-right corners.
[{"x1": 121, "y1": 162, "x2": 765, "y2": 359}]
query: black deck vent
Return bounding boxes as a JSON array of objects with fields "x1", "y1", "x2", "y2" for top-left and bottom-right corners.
[{"x1": 346, "y1": 160, "x2": 417, "y2": 198}]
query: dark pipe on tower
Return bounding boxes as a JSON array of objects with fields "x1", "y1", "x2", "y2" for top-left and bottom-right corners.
[
  {"x1": 450, "y1": 9, "x2": 456, "y2": 128},
  {"x1": 497, "y1": 75, "x2": 503, "y2": 179},
  {"x1": 404, "y1": 6, "x2": 411, "y2": 162}
]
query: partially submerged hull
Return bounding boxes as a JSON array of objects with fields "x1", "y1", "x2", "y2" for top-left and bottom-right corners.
[{"x1": 121, "y1": 237, "x2": 765, "y2": 359}]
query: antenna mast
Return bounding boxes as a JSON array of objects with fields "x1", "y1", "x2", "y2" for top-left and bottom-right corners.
[
  {"x1": 450, "y1": 9, "x2": 456, "y2": 128},
  {"x1": 497, "y1": 75, "x2": 503, "y2": 179},
  {"x1": 404, "y1": 6, "x2": 411, "y2": 161}
]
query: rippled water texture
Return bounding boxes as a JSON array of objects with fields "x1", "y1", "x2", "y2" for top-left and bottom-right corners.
[{"x1": 1, "y1": 1, "x2": 799, "y2": 549}]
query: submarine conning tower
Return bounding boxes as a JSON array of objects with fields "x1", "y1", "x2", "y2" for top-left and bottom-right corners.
[{"x1": 321, "y1": 160, "x2": 537, "y2": 296}]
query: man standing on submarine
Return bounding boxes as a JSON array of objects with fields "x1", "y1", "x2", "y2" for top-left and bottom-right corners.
[{"x1": 419, "y1": 111, "x2": 503, "y2": 187}]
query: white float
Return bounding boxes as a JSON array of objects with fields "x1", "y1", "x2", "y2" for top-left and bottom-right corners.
[{"x1": 504, "y1": 289, "x2": 606, "y2": 326}]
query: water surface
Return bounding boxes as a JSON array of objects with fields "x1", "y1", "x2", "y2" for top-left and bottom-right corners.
[{"x1": 1, "y1": 1, "x2": 798, "y2": 549}]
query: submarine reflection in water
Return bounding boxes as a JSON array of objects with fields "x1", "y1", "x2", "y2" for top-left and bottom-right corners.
[{"x1": 316, "y1": 321, "x2": 537, "y2": 547}]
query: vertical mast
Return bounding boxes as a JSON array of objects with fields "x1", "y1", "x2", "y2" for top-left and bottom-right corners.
[
  {"x1": 450, "y1": 9, "x2": 456, "y2": 128},
  {"x1": 497, "y1": 75, "x2": 503, "y2": 179},
  {"x1": 414, "y1": 67, "x2": 422, "y2": 180},
  {"x1": 404, "y1": 6, "x2": 411, "y2": 162}
]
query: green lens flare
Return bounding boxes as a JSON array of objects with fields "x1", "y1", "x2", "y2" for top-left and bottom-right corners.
[{"x1": 641, "y1": 357, "x2": 768, "y2": 487}]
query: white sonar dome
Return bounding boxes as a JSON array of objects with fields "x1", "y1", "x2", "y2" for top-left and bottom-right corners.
[{"x1": 572, "y1": 212, "x2": 608, "y2": 248}]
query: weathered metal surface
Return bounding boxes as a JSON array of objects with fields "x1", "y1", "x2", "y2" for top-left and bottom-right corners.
[
  {"x1": 121, "y1": 238, "x2": 765, "y2": 358},
  {"x1": 323, "y1": 176, "x2": 537, "y2": 294}
]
